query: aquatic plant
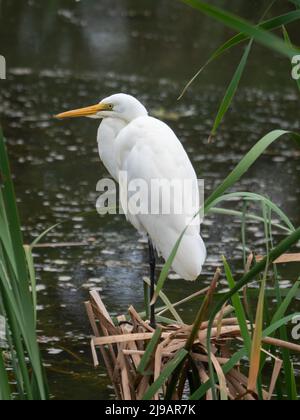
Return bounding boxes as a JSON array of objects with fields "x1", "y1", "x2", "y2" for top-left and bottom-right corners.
[{"x1": 0, "y1": 130, "x2": 48, "y2": 400}]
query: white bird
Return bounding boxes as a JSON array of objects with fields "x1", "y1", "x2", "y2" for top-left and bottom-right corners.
[{"x1": 56, "y1": 93, "x2": 206, "y2": 326}]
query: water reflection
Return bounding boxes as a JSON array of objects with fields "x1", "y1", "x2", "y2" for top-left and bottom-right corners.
[{"x1": 0, "y1": 0, "x2": 299, "y2": 400}]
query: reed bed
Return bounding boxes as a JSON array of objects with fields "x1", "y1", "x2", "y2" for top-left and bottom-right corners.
[{"x1": 86, "y1": 256, "x2": 300, "y2": 402}]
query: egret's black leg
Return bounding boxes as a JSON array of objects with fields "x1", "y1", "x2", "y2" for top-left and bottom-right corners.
[{"x1": 148, "y1": 238, "x2": 156, "y2": 328}]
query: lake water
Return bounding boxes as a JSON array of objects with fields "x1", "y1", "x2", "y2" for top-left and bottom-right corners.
[{"x1": 0, "y1": 0, "x2": 299, "y2": 400}]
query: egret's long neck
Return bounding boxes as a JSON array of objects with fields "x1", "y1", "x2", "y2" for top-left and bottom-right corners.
[{"x1": 97, "y1": 117, "x2": 128, "y2": 180}]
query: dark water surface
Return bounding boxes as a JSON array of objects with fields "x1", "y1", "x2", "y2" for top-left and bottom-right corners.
[{"x1": 0, "y1": 0, "x2": 299, "y2": 400}]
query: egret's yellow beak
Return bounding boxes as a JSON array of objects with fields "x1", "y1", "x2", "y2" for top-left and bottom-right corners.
[{"x1": 55, "y1": 103, "x2": 111, "y2": 119}]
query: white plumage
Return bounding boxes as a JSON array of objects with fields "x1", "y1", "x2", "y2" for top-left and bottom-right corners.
[{"x1": 56, "y1": 93, "x2": 206, "y2": 281}]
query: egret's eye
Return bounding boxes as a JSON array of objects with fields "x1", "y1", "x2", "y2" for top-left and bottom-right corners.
[{"x1": 108, "y1": 104, "x2": 113, "y2": 110}]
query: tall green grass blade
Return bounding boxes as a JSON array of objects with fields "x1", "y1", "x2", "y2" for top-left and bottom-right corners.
[
  {"x1": 209, "y1": 208, "x2": 292, "y2": 233},
  {"x1": 241, "y1": 201, "x2": 248, "y2": 267},
  {"x1": 180, "y1": 0, "x2": 298, "y2": 59},
  {"x1": 206, "y1": 191, "x2": 295, "y2": 231},
  {"x1": 0, "y1": 350, "x2": 11, "y2": 400},
  {"x1": 205, "y1": 130, "x2": 300, "y2": 208},
  {"x1": 290, "y1": 363, "x2": 298, "y2": 400},
  {"x1": 24, "y1": 246, "x2": 37, "y2": 326},
  {"x1": 179, "y1": 9, "x2": 300, "y2": 97},
  {"x1": 289, "y1": 0, "x2": 300, "y2": 8},
  {"x1": 272, "y1": 279, "x2": 300, "y2": 325},
  {"x1": 155, "y1": 315, "x2": 177, "y2": 325},
  {"x1": 1, "y1": 312, "x2": 25, "y2": 399},
  {"x1": 137, "y1": 328, "x2": 162, "y2": 375},
  {"x1": 268, "y1": 221, "x2": 295, "y2": 399},
  {"x1": 0, "y1": 197, "x2": 18, "y2": 276},
  {"x1": 264, "y1": 314, "x2": 300, "y2": 337},
  {"x1": 142, "y1": 349, "x2": 188, "y2": 400},
  {"x1": 30, "y1": 222, "x2": 61, "y2": 248},
  {"x1": 271, "y1": 258, "x2": 284, "y2": 399},
  {"x1": 0, "y1": 131, "x2": 29, "y2": 283},
  {"x1": 0, "y1": 284, "x2": 33, "y2": 399},
  {"x1": 0, "y1": 130, "x2": 48, "y2": 400},
  {"x1": 222, "y1": 257, "x2": 251, "y2": 355},
  {"x1": 209, "y1": 40, "x2": 253, "y2": 139}
]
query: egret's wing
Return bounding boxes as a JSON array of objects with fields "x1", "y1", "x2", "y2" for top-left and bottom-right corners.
[
  {"x1": 115, "y1": 116, "x2": 206, "y2": 280},
  {"x1": 116, "y1": 116, "x2": 201, "y2": 221}
]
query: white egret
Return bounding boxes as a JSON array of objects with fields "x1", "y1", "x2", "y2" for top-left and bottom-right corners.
[{"x1": 56, "y1": 93, "x2": 206, "y2": 326}]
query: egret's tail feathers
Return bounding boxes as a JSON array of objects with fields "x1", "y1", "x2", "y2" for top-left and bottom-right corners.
[
  {"x1": 157, "y1": 229, "x2": 206, "y2": 281},
  {"x1": 171, "y1": 234, "x2": 206, "y2": 281}
]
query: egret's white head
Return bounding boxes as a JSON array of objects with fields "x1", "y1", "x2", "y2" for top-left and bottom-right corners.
[{"x1": 55, "y1": 93, "x2": 148, "y2": 122}]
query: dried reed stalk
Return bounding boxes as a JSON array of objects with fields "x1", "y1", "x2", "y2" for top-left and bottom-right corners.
[{"x1": 86, "y1": 290, "x2": 299, "y2": 401}]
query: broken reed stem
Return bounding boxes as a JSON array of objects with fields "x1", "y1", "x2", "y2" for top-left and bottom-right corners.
[{"x1": 185, "y1": 268, "x2": 221, "y2": 352}]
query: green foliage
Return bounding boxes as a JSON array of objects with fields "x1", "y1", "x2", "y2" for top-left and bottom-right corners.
[
  {"x1": 179, "y1": 9, "x2": 300, "y2": 98},
  {"x1": 180, "y1": 0, "x2": 298, "y2": 59},
  {"x1": 0, "y1": 129, "x2": 48, "y2": 400}
]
